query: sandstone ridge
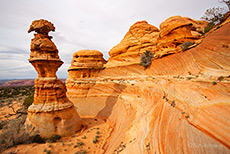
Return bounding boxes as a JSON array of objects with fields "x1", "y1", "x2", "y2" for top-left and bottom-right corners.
[
  {"x1": 66, "y1": 15, "x2": 230, "y2": 154},
  {"x1": 106, "y1": 16, "x2": 208, "y2": 68}
]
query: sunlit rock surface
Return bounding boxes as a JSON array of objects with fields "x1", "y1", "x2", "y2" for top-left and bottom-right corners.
[
  {"x1": 66, "y1": 16, "x2": 230, "y2": 153},
  {"x1": 26, "y1": 19, "x2": 82, "y2": 138}
]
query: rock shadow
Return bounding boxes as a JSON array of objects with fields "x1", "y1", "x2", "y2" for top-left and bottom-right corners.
[{"x1": 96, "y1": 83, "x2": 126, "y2": 119}]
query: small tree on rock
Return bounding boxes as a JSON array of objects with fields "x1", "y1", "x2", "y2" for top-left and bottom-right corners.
[{"x1": 201, "y1": 7, "x2": 226, "y2": 24}]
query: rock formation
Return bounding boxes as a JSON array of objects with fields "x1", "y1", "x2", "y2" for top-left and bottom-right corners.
[
  {"x1": 68, "y1": 49, "x2": 106, "y2": 79},
  {"x1": 26, "y1": 19, "x2": 82, "y2": 138},
  {"x1": 66, "y1": 50, "x2": 106, "y2": 115},
  {"x1": 66, "y1": 15, "x2": 230, "y2": 153},
  {"x1": 106, "y1": 16, "x2": 208, "y2": 67}
]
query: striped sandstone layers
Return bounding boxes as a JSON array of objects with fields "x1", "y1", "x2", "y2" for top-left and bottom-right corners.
[
  {"x1": 26, "y1": 19, "x2": 82, "y2": 138},
  {"x1": 66, "y1": 16, "x2": 230, "y2": 153}
]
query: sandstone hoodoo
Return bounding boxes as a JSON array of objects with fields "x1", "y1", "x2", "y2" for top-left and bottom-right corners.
[
  {"x1": 68, "y1": 49, "x2": 106, "y2": 79},
  {"x1": 66, "y1": 49, "x2": 107, "y2": 116},
  {"x1": 26, "y1": 19, "x2": 82, "y2": 138}
]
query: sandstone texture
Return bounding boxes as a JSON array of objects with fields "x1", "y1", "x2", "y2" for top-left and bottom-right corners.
[
  {"x1": 4, "y1": 16, "x2": 228, "y2": 154},
  {"x1": 66, "y1": 16, "x2": 230, "y2": 154},
  {"x1": 68, "y1": 49, "x2": 106, "y2": 79},
  {"x1": 106, "y1": 16, "x2": 208, "y2": 67},
  {"x1": 26, "y1": 19, "x2": 82, "y2": 138}
]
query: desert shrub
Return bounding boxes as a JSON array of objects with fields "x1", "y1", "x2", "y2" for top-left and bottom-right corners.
[
  {"x1": 23, "y1": 92, "x2": 34, "y2": 109},
  {"x1": 47, "y1": 134, "x2": 61, "y2": 142},
  {"x1": 46, "y1": 150, "x2": 51, "y2": 154},
  {"x1": 180, "y1": 41, "x2": 195, "y2": 51},
  {"x1": 212, "y1": 81, "x2": 217, "y2": 85},
  {"x1": 170, "y1": 101, "x2": 175, "y2": 107},
  {"x1": 185, "y1": 115, "x2": 189, "y2": 118},
  {"x1": 217, "y1": 76, "x2": 224, "y2": 81},
  {"x1": 77, "y1": 141, "x2": 84, "y2": 146},
  {"x1": 204, "y1": 22, "x2": 215, "y2": 34},
  {"x1": 31, "y1": 134, "x2": 46, "y2": 143},
  {"x1": 140, "y1": 50, "x2": 154, "y2": 69},
  {"x1": 93, "y1": 138, "x2": 98, "y2": 144},
  {"x1": 82, "y1": 135, "x2": 86, "y2": 139}
]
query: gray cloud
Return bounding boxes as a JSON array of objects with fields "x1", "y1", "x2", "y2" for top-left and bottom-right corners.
[{"x1": 0, "y1": 0, "x2": 227, "y2": 79}]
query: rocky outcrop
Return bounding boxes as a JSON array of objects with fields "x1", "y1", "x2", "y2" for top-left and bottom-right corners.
[
  {"x1": 26, "y1": 19, "x2": 82, "y2": 138},
  {"x1": 68, "y1": 49, "x2": 106, "y2": 79},
  {"x1": 66, "y1": 16, "x2": 230, "y2": 153},
  {"x1": 66, "y1": 50, "x2": 106, "y2": 110},
  {"x1": 106, "y1": 16, "x2": 208, "y2": 68}
]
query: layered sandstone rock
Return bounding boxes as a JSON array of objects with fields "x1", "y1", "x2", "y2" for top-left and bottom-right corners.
[
  {"x1": 66, "y1": 17, "x2": 230, "y2": 153},
  {"x1": 68, "y1": 49, "x2": 106, "y2": 79},
  {"x1": 106, "y1": 16, "x2": 208, "y2": 67},
  {"x1": 26, "y1": 19, "x2": 82, "y2": 138},
  {"x1": 107, "y1": 21, "x2": 159, "y2": 67},
  {"x1": 66, "y1": 50, "x2": 106, "y2": 109}
]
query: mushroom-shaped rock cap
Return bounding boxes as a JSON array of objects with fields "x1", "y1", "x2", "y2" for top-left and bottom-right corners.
[
  {"x1": 73, "y1": 49, "x2": 103, "y2": 57},
  {"x1": 28, "y1": 19, "x2": 55, "y2": 34},
  {"x1": 69, "y1": 49, "x2": 106, "y2": 70},
  {"x1": 159, "y1": 16, "x2": 194, "y2": 37}
]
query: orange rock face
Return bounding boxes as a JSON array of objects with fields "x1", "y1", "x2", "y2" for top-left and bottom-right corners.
[
  {"x1": 26, "y1": 19, "x2": 82, "y2": 138},
  {"x1": 68, "y1": 49, "x2": 106, "y2": 79},
  {"x1": 66, "y1": 17, "x2": 230, "y2": 153},
  {"x1": 106, "y1": 16, "x2": 208, "y2": 68}
]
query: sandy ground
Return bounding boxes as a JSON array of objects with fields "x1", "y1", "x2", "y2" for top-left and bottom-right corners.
[{"x1": 3, "y1": 118, "x2": 112, "y2": 154}]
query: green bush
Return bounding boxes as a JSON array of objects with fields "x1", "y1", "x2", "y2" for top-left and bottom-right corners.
[
  {"x1": 77, "y1": 141, "x2": 84, "y2": 146},
  {"x1": 140, "y1": 50, "x2": 154, "y2": 69},
  {"x1": 23, "y1": 93, "x2": 34, "y2": 109},
  {"x1": 47, "y1": 134, "x2": 61, "y2": 142},
  {"x1": 217, "y1": 76, "x2": 224, "y2": 81},
  {"x1": 212, "y1": 81, "x2": 217, "y2": 85},
  {"x1": 31, "y1": 134, "x2": 46, "y2": 143},
  {"x1": 204, "y1": 22, "x2": 215, "y2": 34},
  {"x1": 93, "y1": 138, "x2": 98, "y2": 144},
  {"x1": 46, "y1": 150, "x2": 51, "y2": 154},
  {"x1": 180, "y1": 41, "x2": 195, "y2": 51}
]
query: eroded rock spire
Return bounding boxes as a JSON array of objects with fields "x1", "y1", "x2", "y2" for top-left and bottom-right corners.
[{"x1": 26, "y1": 19, "x2": 82, "y2": 138}]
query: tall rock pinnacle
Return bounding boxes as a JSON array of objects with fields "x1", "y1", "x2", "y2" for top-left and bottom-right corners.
[{"x1": 26, "y1": 19, "x2": 82, "y2": 138}]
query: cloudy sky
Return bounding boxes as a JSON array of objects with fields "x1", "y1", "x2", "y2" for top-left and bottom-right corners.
[{"x1": 0, "y1": 0, "x2": 227, "y2": 79}]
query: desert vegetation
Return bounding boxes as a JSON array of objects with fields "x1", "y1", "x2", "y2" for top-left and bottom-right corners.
[
  {"x1": 140, "y1": 50, "x2": 154, "y2": 68},
  {"x1": 0, "y1": 86, "x2": 34, "y2": 100},
  {"x1": 0, "y1": 85, "x2": 37, "y2": 153}
]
